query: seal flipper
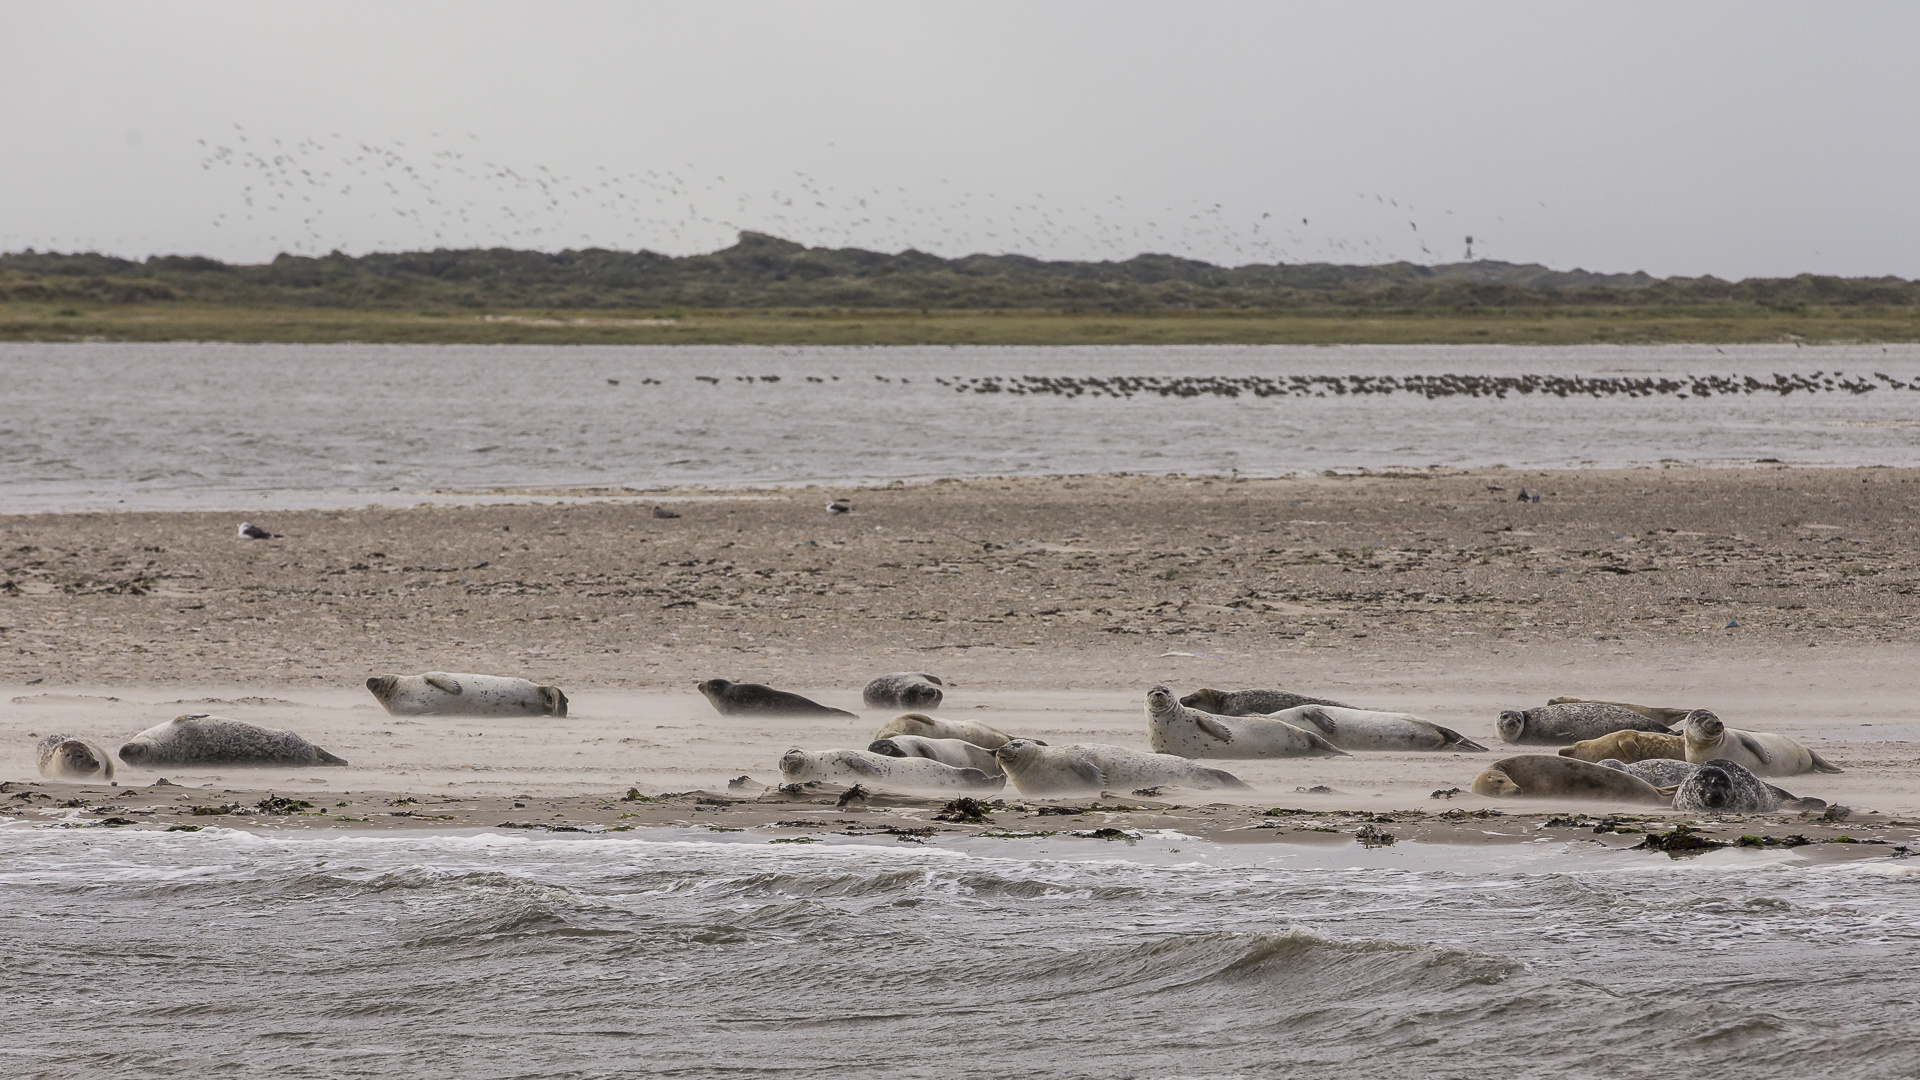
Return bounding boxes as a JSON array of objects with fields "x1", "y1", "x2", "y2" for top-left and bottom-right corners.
[
  {"x1": 424, "y1": 674, "x2": 463, "y2": 695},
  {"x1": 1193, "y1": 714, "x2": 1236, "y2": 743},
  {"x1": 868, "y1": 739, "x2": 908, "y2": 758},
  {"x1": 1199, "y1": 766, "x2": 1253, "y2": 790},
  {"x1": 841, "y1": 755, "x2": 885, "y2": 777},
  {"x1": 1069, "y1": 760, "x2": 1105, "y2": 789},
  {"x1": 1277, "y1": 708, "x2": 1334, "y2": 737},
  {"x1": 955, "y1": 768, "x2": 1003, "y2": 791},
  {"x1": 541, "y1": 685, "x2": 568, "y2": 717},
  {"x1": 1280, "y1": 721, "x2": 1350, "y2": 758},
  {"x1": 1732, "y1": 730, "x2": 1773, "y2": 766},
  {"x1": 1428, "y1": 723, "x2": 1488, "y2": 752},
  {"x1": 316, "y1": 748, "x2": 348, "y2": 766},
  {"x1": 1807, "y1": 750, "x2": 1844, "y2": 774}
]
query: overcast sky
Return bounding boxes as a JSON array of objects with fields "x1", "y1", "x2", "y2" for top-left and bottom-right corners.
[{"x1": 2, "y1": 1, "x2": 1915, "y2": 277}]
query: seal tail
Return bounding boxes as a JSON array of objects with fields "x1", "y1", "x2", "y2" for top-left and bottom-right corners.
[
  {"x1": 826, "y1": 707, "x2": 859, "y2": 719},
  {"x1": 316, "y1": 748, "x2": 349, "y2": 767},
  {"x1": 1430, "y1": 724, "x2": 1487, "y2": 752},
  {"x1": 1202, "y1": 767, "x2": 1253, "y2": 790},
  {"x1": 1807, "y1": 751, "x2": 1844, "y2": 774}
]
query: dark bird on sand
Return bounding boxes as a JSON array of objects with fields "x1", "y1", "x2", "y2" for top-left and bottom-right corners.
[
  {"x1": 652, "y1": 505, "x2": 681, "y2": 519},
  {"x1": 827, "y1": 499, "x2": 853, "y2": 514},
  {"x1": 237, "y1": 522, "x2": 274, "y2": 539}
]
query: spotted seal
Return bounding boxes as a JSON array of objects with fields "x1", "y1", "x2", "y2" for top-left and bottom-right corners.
[
  {"x1": 1268, "y1": 705, "x2": 1486, "y2": 752},
  {"x1": 867, "y1": 735, "x2": 1002, "y2": 775},
  {"x1": 1680, "y1": 710, "x2": 1842, "y2": 776},
  {"x1": 1595, "y1": 757, "x2": 1699, "y2": 789},
  {"x1": 873, "y1": 713, "x2": 1016, "y2": 749},
  {"x1": 1469, "y1": 755, "x2": 1668, "y2": 803},
  {"x1": 697, "y1": 680, "x2": 857, "y2": 718},
  {"x1": 1547, "y1": 697, "x2": 1693, "y2": 726},
  {"x1": 1557, "y1": 730, "x2": 1687, "y2": 765},
  {"x1": 1145, "y1": 686, "x2": 1347, "y2": 760},
  {"x1": 862, "y1": 672, "x2": 944, "y2": 709},
  {"x1": 1672, "y1": 758, "x2": 1826, "y2": 813},
  {"x1": 1178, "y1": 687, "x2": 1354, "y2": 715},
  {"x1": 993, "y1": 739, "x2": 1251, "y2": 797},
  {"x1": 777, "y1": 748, "x2": 1002, "y2": 793},
  {"x1": 118, "y1": 715, "x2": 347, "y2": 768},
  {"x1": 36, "y1": 734, "x2": 115, "y2": 782},
  {"x1": 1496, "y1": 703, "x2": 1673, "y2": 745},
  {"x1": 366, "y1": 672, "x2": 567, "y2": 717}
]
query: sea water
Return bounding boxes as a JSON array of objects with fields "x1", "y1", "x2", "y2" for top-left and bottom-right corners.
[{"x1": 5, "y1": 342, "x2": 1920, "y2": 513}]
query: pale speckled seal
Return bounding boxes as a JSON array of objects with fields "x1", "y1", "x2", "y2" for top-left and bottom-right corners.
[
  {"x1": 366, "y1": 672, "x2": 567, "y2": 717},
  {"x1": 1596, "y1": 757, "x2": 1699, "y2": 789},
  {"x1": 862, "y1": 672, "x2": 944, "y2": 709},
  {"x1": 1145, "y1": 686, "x2": 1347, "y2": 760},
  {"x1": 697, "y1": 680, "x2": 857, "y2": 718},
  {"x1": 1469, "y1": 755, "x2": 1668, "y2": 803},
  {"x1": 777, "y1": 748, "x2": 1003, "y2": 793},
  {"x1": 1680, "y1": 710, "x2": 1842, "y2": 777},
  {"x1": 1547, "y1": 697, "x2": 1693, "y2": 726},
  {"x1": 994, "y1": 739, "x2": 1251, "y2": 797},
  {"x1": 873, "y1": 713, "x2": 1016, "y2": 750},
  {"x1": 1496, "y1": 703, "x2": 1673, "y2": 745},
  {"x1": 1178, "y1": 687, "x2": 1354, "y2": 715},
  {"x1": 36, "y1": 734, "x2": 115, "y2": 781},
  {"x1": 867, "y1": 734, "x2": 1002, "y2": 775},
  {"x1": 118, "y1": 715, "x2": 347, "y2": 768},
  {"x1": 1268, "y1": 705, "x2": 1487, "y2": 753},
  {"x1": 1557, "y1": 730, "x2": 1687, "y2": 765}
]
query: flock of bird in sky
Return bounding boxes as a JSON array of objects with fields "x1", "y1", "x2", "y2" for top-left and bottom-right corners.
[{"x1": 18, "y1": 127, "x2": 1506, "y2": 266}]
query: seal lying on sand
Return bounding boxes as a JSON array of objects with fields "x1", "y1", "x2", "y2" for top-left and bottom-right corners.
[
  {"x1": 1145, "y1": 686, "x2": 1347, "y2": 760},
  {"x1": 1469, "y1": 755, "x2": 1668, "y2": 803},
  {"x1": 697, "y1": 680, "x2": 857, "y2": 718},
  {"x1": 867, "y1": 735, "x2": 1002, "y2": 775},
  {"x1": 1496, "y1": 703, "x2": 1673, "y2": 745},
  {"x1": 1672, "y1": 758, "x2": 1827, "y2": 813},
  {"x1": 1547, "y1": 697, "x2": 1693, "y2": 726},
  {"x1": 1680, "y1": 710, "x2": 1842, "y2": 776},
  {"x1": 366, "y1": 672, "x2": 568, "y2": 717},
  {"x1": 862, "y1": 672, "x2": 944, "y2": 709},
  {"x1": 1179, "y1": 687, "x2": 1354, "y2": 715},
  {"x1": 777, "y1": 748, "x2": 1002, "y2": 793},
  {"x1": 119, "y1": 715, "x2": 346, "y2": 768},
  {"x1": 1558, "y1": 730, "x2": 1687, "y2": 764},
  {"x1": 873, "y1": 713, "x2": 1017, "y2": 749},
  {"x1": 994, "y1": 739, "x2": 1251, "y2": 797},
  {"x1": 1596, "y1": 757, "x2": 1699, "y2": 788},
  {"x1": 37, "y1": 734, "x2": 115, "y2": 781},
  {"x1": 1268, "y1": 705, "x2": 1486, "y2": 752}
]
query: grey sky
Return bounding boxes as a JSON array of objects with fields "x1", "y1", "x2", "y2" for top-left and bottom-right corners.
[{"x1": 2, "y1": 1, "x2": 1915, "y2": 278}]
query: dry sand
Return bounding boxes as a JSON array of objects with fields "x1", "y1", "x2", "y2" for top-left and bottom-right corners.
[{"x1": 4, "y1": 468, "x2": 1919, "y2": 848}]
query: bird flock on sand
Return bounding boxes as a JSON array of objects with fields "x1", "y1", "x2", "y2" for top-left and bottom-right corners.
[{"x1": 36, "y1": 662, "x2": 1843, "y2": 820}]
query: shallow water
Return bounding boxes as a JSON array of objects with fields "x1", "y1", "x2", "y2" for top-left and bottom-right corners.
[
  {"x1": 1, "y1": 826, "x2": 1916, "y2": 1079},
  {"x1": 6, "y1": 342, "x2": 1920, "y2": 513}
]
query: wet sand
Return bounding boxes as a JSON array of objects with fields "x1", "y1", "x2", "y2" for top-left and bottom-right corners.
[{"x1": 5, "y1": 467, "x2": 1920, "y2": 845}]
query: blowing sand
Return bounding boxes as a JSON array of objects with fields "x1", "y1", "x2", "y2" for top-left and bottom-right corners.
[{"x1": 5, "y1": 467, "x2": 1919, "y2": 846}]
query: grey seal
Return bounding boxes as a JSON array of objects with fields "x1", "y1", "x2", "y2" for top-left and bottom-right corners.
[
  {"x1": 1547, "y1": 697, "x2": 1693, "y2": 726},
  {"x1": 862, "y1": 672, "x2": 944, "y2": 710},
  {"x1": 1672, "y1": 758, "x2": 1827, "y2": 813},
  {"x1": 1596, "y1": 757, "x2": 1699, "y2": 788},
  {"x1": 1496, "y1": 703, "x2": 1673, "y2": 745},
  {"x1": 993, "y1": 739, "x2": 1251, "y2": 797},
  {"x1": 366, "y1": 672, "x2": 567, "y2": 717},
  {"x1": 1144, "y1": 686, "x2": 1347, "y2": 760},
  {"x1": 36, "y1": 734, "x2": 116, "y2": 781},
  {"x1": 1178, "y1": 687, "x2": 1354, "y2": 715},
  {"x1": 119, "y1": 715, "x2": 347, "y2": 768},
  {"x1": 1469, "y1": 755, "x2": 1668, "y2": 803},
  {"x1": 1268, "y1": 705, "x2": 1487, "y2": 752},
  {"x1": 1680, "y1": 709, "x2": 1842, "y2": 777},
  {"x1": 873, "y1": 713, "x2": 1016, "y2": 749},
  {"x1": 867, "y1": 735, "x2": 1002, "y2": 775},
  {"x1": 777, "y1": 748, "x2": 1002, "y2": 793},
  {"x1": 697, "y1": 679, "x2": 857, "y2": 718}
]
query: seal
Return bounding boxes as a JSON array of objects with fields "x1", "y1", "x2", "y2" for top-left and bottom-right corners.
[
  {"x1": 1469, "y1": 755, "x2": 1668, "y2": 803},
  {"x1": 36, "y1": 734, "x2": 115, "y2": 781},
  {"x1": 867, "y1": 735, "x2": 1002, "y2": 775},
  {"x1": 1178, "y1": 687, "x2": 1354, "y2": 715},
  {"x1": 1496, "y1": 703, "x2": 1674, "y2": 745},
  {"x1": 118, "y1": 715, "x2": 347, "y2": 768},
  {"x1": 777, "y1": 748, "x2": 1003, "y2": 793},
  {"x1": 1144, "y1": 686, "x2": 1348, "y2": 760},
  {"x1": 1595, "y1": 756, "x2": 1698, "y2": 789},
  {"x1": 862, "y1": 672, "x2": 945, "y2": 710},
  {"x1": 1672, "y1": 759, "x2": 1788, "y2": 813},
  {"x1": 873, "y1": 713, "x2": 1017, "y2": 749},
  {"x1": 1680, "y1": 709, "x2": 1842, "y2": 776},
  {"x1": 993, "y1": 739, "x2": 1251, "y2": 797},
  {"x1": 1557, "y1": 729, "x2": 1687, "y2": 765},
  {"x1": 1268, "y1": 705, "x2": 1487, "y2": 752},
  {"x1": 697, "y1": 679, "x2": 857, "y2": 718},
  {"x1": 366, "y1": 672, "x2": 568, "y2": 717},
  {"x1": 1547, "y1": 697, "x2": 1693, "y2": 726}
]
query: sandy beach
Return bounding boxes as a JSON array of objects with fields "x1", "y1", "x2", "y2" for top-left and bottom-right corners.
[{"x1": 5, "y1": 466, "x2": 1919, "y2": 838}]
